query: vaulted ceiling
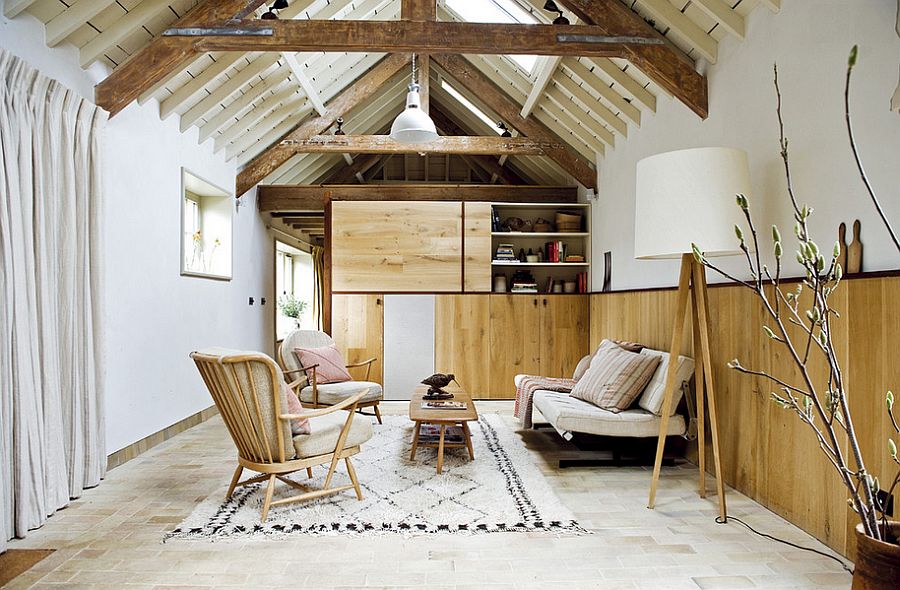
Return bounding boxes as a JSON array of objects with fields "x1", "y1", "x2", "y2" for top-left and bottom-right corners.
[{"x1": 10, "y1": 0, "x2": 781, "y2": 190}]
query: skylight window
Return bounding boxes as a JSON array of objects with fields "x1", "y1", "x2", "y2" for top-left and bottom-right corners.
[
  {"x1": 441, "y1": 80, "x2": 501, "y2": 134},
  {"x1": 445, "y1": 0, "x2": 539, "y2": 74}
]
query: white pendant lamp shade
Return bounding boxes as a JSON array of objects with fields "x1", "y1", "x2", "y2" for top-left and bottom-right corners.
[
  {"x1": 634, "y1": 147, "x2": 752, "y2": 260},
  {"x1": 390, "y1": 83, "x2": 438, "y2": 143}
]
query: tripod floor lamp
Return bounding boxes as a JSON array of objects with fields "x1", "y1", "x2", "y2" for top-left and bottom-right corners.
[{"x1": 635, "y1": 147, "x2": 753, "y2": 521}]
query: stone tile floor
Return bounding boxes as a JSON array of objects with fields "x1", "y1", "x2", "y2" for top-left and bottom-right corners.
[{"x1": 4, "y1": 402, "x2": 852, "y2": 589}]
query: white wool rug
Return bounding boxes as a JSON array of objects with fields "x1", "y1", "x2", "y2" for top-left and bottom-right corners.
[{"x1": 167, "y1": 414, "x2": 586, "y2": 539}]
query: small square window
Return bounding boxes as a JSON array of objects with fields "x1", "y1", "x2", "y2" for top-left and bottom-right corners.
[{"x1": 181, "y1": 169, "x2": 233, "y2": 280}]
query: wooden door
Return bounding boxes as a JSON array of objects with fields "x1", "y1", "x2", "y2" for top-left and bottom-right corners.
[
  {"x1": 489, "y1": 294, "x2": 541, "y2": 399},
  {"x1": 434, "y1": 294, "x2": 491, "y2": 397},
  {"x1": 331, "y1": 294, "x2": 384, "y2": 385},
  {"x1": 539, "y1": 295, "x2": 590, "y2": 379}
]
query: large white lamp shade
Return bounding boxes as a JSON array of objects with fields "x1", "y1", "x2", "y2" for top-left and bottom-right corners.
[
  {"x1": 390, "y1": 84, "x2": 438, "y2": 144},
  {"x1": 634, "y1": 147, "x2": 752, "y2": 260}
]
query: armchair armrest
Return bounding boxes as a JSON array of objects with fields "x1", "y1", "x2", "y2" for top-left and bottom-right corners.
[
  {"x1": 279, "y1": 388, "x2": 370, "y2": 421},
  {"x1": 345, "y1": 357, "x2": 377, "y2": 380},
  {"x1": 345, "y1": 357, "x2": 377, "y2": 368}
]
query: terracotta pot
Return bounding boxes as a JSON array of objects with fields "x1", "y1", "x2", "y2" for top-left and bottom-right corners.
[{"x1": 852, "y1": 522, "x2": 900, "y2": 590}]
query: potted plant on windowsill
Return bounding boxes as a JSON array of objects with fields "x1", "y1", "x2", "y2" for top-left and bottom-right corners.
[
  {"x1": 278, "y1": 294, "x2": 308, "y2": 329},
  {"x1": 692, "y1": 47, "x2": 899, "y2": 589}
]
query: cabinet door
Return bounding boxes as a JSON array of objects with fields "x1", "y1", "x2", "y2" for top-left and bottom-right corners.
[
  {"x1": 489, "y1": 295, "x2": 541, "y2": 399},
  {"x1": 434, "y1": 294, "x2": 491, "y2": 397},
  {"x1": 331, "y1": 294, "x2": 384, "y2": 385},
  {"x1": 331, "y1": 201, "x2": 462, "y2": 292},
  {"x1": 539, "y1": 295, "x2": 590, "y2": 379}
]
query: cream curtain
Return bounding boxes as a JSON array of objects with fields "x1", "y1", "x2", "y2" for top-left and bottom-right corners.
[
  {"x1": 0, "y1": 49, "x2": 106, "y2": 551},
  {"x1": 310, "y1": 246, "x2": 325, "y2": 330}
]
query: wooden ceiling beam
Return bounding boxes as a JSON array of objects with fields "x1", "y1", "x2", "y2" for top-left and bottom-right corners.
[
  {"x1": 555, "y1": 0, "x2": 708, "y2": 118},
  {"x1": 277, "y1": 135, "x2": 559, "y2": 155},
  {"x1": 433, "y1": 54, "x2": 596, "y2": 189},
  {"x1": 166, "y1": 20, "x2": 667, "y2": 57},
  {"x1": 258, "y1": 184, "x2": 578, "y2": 212},
  {"x1": 236, "y1": 53, "x2": 411, "y2": 196},
  {"x1": 401, "y1": 0, "x2": 436, "y2": 21},
  {"x1": 94, "y1": 0, "x2": 268, "y2": 117}
]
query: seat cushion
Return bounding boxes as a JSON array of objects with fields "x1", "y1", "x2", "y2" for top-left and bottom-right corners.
[
  {"x1": 533, "y1": 390, "x2": 686, "y2": 438},
  {"x1": 292, "y1": 410, "x2": 374, "y2": 458},
  {"x1": 299, "y1": 381, "x2": 383, "y2": 405}
]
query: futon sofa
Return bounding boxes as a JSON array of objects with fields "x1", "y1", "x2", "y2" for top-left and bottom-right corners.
[{"x1": 523, "y1": 345, "x2": 695, "y2": 442}]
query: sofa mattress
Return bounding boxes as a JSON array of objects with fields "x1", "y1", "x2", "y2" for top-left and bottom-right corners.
[{"x1": 532, "y1": 390, "x2": 687, "y2": 438}]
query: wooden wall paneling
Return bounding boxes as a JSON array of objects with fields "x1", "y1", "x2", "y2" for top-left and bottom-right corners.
[
  {"x1": 763, "y1": 284, "x2": 849, "y2": 554},
  {"x1": 331, "y1": 294, "x2": 384, "y2": 386},
  {"x1": 463, "y1": 202, "x2": 492, "y2": 292},
  {"x1": 330, "y1": 201, "x2": 463, "y2": 292},
  {"x1": 434, "y1": 294, "x2": 492, "y2": 397},
  {"x1": 489, "y1": 295, "x2": 541, "y2": 399},
  {"x1": 703, "y1": 286, "x2": 766, "y2": 500},
  {"x1": 845, "y1": 278, "x2": 900, "y2": 558},
  {"x1": 539, "y1": 295, "x2": 590, "y2": 379}
]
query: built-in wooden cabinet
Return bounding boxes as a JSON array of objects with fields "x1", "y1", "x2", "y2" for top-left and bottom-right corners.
[
  {"x1": 434, "y1": 295, "x2": 492, "y2": 395},
  {"x1": 331, "y1": 201, "x2": 462, "y2": 292},
  {"x1": 331, "y1": 294, "x2": 384, "y2": 385},
  {"x1": 329, "y1": 200, "x2": 590, "y2": 295},
  {"x1": 437, "y1": 294, "x2": 590, "y2": 399}
]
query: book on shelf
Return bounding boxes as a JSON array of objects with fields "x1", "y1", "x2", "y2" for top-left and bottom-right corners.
[
  {"x1": 494, "y1": 242, "x2": 518, "y2": 262},
  {"x1": 545, "y1": 240, "x2": 569, "y2": 263},
  {"x1": 421, "y1": 400, "x2": 467, "y2": 410}
]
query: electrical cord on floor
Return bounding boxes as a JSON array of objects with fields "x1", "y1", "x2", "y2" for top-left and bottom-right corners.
[{"x1": 715, "y1": 515, "x2": 854, "y2": 574}]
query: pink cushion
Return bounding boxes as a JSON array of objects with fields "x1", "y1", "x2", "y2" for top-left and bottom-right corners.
[
  {"x1": 293, "y1": 345, "x2": 352, "y2": 384},
  {"x1": 282, "y1": 381, "x2": 311, "y2": 435}
]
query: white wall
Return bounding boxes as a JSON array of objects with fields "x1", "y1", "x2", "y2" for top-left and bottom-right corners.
[
  {"x1": 1, "y1": 12, "x2": 274, "y2": 453},
  {"x1": 592, "y1": 1, "x2": 900, "y2": 290}
]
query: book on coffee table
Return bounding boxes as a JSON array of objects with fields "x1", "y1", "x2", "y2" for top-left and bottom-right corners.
[
  {"x1": 420, "y1": 400, "x2": 467, "y2": 410},
  {"x1": 418, "y1": 424, "x2": 465, "y2": 444}
]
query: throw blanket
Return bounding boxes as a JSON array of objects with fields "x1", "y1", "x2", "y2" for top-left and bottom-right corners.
[{"x1": 514, "y1": 376, "x2": 576, "y2": 428}]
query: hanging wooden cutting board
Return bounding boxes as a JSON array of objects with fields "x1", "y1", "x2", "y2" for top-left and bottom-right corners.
[
  {"x1": 847, "y1": 219, "x2": 863, "y2": 274},
  {"x1": 837, "y1": 222, "x2": 849, "y2": 271}
]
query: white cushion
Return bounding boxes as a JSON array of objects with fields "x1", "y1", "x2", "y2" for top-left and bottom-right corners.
[
  {"x1": 300, "y1": 381, "x2": 383, "y2": 405},
  {"x1": 292, "y1": 410, "x2": 373, "y2": 458},
  {"x1": 533, "y1": 390, "x2": 686, "y2": 438},
  {"x1": 572, "y1": 354, "x2": 593, "y2": 381},
  {"x1": 637, "y1": 349, "x2": 695, "y2": 416}
]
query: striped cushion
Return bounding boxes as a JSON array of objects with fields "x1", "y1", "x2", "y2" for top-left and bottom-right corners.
[
  {"x1": 637, "y1": 349, "x2": 695, "y2": 416},
  {"x1": 569, "y1": 340, "x2": 661, "y2": 413}
]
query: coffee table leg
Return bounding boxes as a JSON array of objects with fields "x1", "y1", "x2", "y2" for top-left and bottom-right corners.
[
  {"x1": 410, "y1": 422, "x2": 421, "y2": 460},
  {"x1": 437, "y1": 425, "x2": 446, "y2": 474},
  {"x1": 462, "y1": 421, "x2": 474, "y2": 460}
]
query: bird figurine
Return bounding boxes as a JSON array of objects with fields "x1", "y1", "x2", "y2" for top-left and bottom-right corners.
[{"x1": 421, "y1": 373, "x2": 459, "y2": 399}]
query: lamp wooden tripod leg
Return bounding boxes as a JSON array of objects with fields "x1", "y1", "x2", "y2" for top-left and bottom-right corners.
[{"x1": 647, "y1": 253, "x2": 727, "y2": 521}]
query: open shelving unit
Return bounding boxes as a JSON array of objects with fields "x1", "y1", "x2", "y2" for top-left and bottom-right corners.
[{"x1": 490, "y1": 202, "x2": 591, "y2": 293}]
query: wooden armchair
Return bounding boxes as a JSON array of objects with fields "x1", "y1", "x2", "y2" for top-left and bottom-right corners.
[
  {"x1": 277, "y1": 329, "x2": 384, "y2": 424},
  {"x1": 191, "y1": 348, "x2": 374, "y2": 522}
]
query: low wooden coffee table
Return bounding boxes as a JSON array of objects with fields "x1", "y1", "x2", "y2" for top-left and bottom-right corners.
[{"x1": 409, "y1": 385, "x2": 478, "y2": 474}]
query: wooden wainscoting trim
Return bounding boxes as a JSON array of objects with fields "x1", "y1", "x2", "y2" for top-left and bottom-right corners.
[{"x1": 106, "y1": 405, "x2": 219, "y2": 470}]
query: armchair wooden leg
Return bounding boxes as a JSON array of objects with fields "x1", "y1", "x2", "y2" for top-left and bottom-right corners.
[
  {"x1": 226, "y1": 465, "x2": 243, "y2": 500},
  {"x1": 261, "y1": 474, "x2": 277, "y2": 522},
  {"x1": 373, "y1": 403, "x2": 383, "y2": 425},
  {"x1": 345, "y1": 457, "x2": 363, "y2": 500},
  {"x1": 306, "y1": 467, "x2": 313, "y2": 479}
]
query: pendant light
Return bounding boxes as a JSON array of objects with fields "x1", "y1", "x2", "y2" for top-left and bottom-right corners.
[{"x1": 390, "y1": 54, "x2": 438, "y2": 144}]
